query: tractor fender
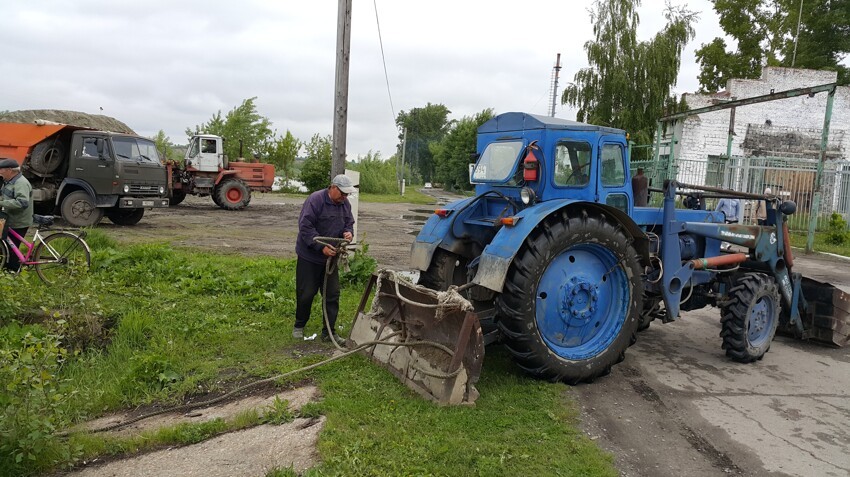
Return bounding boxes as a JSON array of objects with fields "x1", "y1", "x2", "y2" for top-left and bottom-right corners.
[
  {"x1": 472, "y1": 200, "x2": 649, "y2": 292},
  {"x1": 410, "y1": 197, "x2": 477, "y2": 271},
  {"x1": 214, "y1": 169, "x2": 239, "y2": 185}
]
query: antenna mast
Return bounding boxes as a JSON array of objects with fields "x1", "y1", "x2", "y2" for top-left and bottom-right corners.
[{"x1": 548, "y1": 53, "x2": 562, "y2": 117}]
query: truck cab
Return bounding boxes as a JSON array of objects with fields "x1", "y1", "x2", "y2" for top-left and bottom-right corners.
[{"x1": 58, "y1": 131, "x2": 169, "y2": 226}]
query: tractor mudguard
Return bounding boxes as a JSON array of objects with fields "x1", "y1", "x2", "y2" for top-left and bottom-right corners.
[
  {"x1": 410, "y1": 197, "x2": 477, "y2": 271},
  {"x1": 472, "y1": 200, "x2": 648, "y2": 292}
]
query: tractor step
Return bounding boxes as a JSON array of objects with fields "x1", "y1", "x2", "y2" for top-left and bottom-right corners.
[{"x1": 347, "y1": 270, "x2": 485, "y2": 405}]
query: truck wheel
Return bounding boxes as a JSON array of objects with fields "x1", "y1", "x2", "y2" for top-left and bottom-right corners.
[
  {"x1": 418, "y1": 249, "x2": 467, "y2": 291},
  {"x1": 105, "y1": 208, "x2": 145, "y2": 226},
  {"x1": 214, "y1": 179, "x2": 251, "y2": 210},
  {"x1": 720, "y1": 272, "x2": 780, "y2": 363},
  {"x1": 60, "y1": 191, "x2": 103, "y2": 227},
  {"x1": 30, "y1": 139, "x2": 66, "y2": 174},
  {"x1": 169, "y1": 189, "x2": 187, "y2": 206},
  {"x1": 497, "y1": 210, "x2": 643, "y2": 384}
]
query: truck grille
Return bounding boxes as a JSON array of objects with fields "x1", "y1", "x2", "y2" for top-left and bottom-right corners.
[{"x1": 128, "y1": 184, "x2": 162, "y2": 196}]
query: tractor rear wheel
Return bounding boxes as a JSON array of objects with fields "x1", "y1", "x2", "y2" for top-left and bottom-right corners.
[
  {"x1": 214, "y1": 179, "x2": 251, "y2": 210},
  {"x1": 497, "y1": 210, "x2": 643, "y2": 384},
  {"x1": 720, "y1": 272, "x2": 780, "y2": 362},
  {"x1": 169, "y1": 189, "x2": 187, "y2": 206},
  {"x1": 418, "y1": 249, "x2": 467, "y2": 291}
]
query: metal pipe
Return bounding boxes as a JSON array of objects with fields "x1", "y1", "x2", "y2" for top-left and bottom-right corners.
[
  {"x1": 783, "y1": 221, "x2": 795, "y2": 268},
  {"x1": 689, "y1": 253, "x2": 748, "y2": 270}
]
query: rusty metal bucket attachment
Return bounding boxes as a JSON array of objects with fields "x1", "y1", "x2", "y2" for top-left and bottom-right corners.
[
  {"x1": 347, "y1": 270, "x2": 484, "y2": 405},
  {"x1": 801, "y1": 277, "x2": 850, "y2": 347}
]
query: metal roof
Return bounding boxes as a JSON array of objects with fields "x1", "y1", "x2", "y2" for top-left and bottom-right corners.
[{"x1": 478, "y1": 112, "x2": 625, "y2": 135}]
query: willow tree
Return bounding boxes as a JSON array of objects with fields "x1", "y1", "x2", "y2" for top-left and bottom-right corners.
[{"x1": 562, "y1": 0, "x2": 696, "y2": 148}]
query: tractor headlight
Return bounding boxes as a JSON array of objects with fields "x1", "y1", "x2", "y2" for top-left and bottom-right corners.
[
  {"x1": 159, "y1": 186, "x2": 166, "y2": 195},
  {"x1": 520, "y1": 187, "x2": 536, "y2": 205},
  {"x1": 123, "y1": 184, "x2": 130, "y2": 193}
]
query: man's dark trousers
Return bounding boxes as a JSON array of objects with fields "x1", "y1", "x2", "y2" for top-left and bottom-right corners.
[{"x1": 294, "y1": 257, "x2": 340, "y2": 335}]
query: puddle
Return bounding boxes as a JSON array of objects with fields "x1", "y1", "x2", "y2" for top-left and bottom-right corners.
[
  {"x1": 392, "y1": 270, "x2": 420, "y2": 282},
  {"x1": 400, "y1": 214, "x2": 429, "y2": 221}
]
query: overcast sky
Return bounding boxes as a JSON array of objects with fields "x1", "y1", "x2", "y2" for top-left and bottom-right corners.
[{"x1": 0, "y1": 0, "x2": 724, "y2": 159}]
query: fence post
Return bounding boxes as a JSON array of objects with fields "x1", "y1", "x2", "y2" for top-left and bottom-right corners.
[{"x1": 806, "y1": 87, "x2": 836, "y2": 253}]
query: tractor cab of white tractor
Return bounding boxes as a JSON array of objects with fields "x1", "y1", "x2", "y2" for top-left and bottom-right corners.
[{"x1": 185, "y1": 134, "x2": 226, "y2": 172}]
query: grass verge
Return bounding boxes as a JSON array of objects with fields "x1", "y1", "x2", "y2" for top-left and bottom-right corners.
[{"x1": 0, "y1": 230, "x2": 615, "y2": 476}]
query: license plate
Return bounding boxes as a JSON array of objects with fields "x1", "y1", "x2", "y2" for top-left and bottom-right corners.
[{"x1": 142, "y1": 200, "x2": 154, "y2": 207}]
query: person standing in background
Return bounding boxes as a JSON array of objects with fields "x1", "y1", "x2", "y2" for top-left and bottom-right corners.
[
  {"x1": 716, "y1": 197, "x2": 741, "y2": 224},
  {"x1": 755, "y1": 187, "x2": 772, "y2": 225},
  {"x1": 632, "y1": 168, "x2": 649, "y2": 207}
]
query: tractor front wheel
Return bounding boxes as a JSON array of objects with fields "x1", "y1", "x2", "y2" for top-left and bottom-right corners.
[
  {"x1": 214, "y1": 179, "x2": 251, "y2": 210},
  {"x1": 497, "y1": 210, "x2": 643, "y2": 384},
  {"x1": 720, "y1": 272, "x2": 780, "y2": 362},
  {"x1": 418, "y1": 249, "x2": 467, "y2": 291}
]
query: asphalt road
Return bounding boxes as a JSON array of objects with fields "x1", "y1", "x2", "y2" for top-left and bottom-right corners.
[{"x1": 577, "y1": 252, "x2": 850, "y2": 477}]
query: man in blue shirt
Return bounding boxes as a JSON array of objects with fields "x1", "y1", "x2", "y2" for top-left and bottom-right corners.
[
  {"x1": 716, "y1": 197, "x2": 741, "y2": 224},
  {"x1": 293, "y1": 175, "x2": 356, "y2": 342}
]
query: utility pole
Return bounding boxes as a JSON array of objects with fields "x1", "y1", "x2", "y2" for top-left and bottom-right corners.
[
  {"x1": 549, "y1": 53, "x2": 562, "y2": 117},
  {"x1": 331, "y1": 0, "x2": 352, "y2": 179},
  {"x1": 792, "y1": 0, "x2": 804, "y2": 67},
  {"x1": 399, "y1": 127, "x2": 407, "y2": 194}
]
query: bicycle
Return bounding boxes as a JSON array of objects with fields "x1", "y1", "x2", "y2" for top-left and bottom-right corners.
[{"x1": 0, "y1": 214, "x2": 92, "y2": 286}]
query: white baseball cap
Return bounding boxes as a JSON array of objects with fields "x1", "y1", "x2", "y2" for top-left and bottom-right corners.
[{"x1": 332, "y1": 174, "x2": 357, "y2": 194}]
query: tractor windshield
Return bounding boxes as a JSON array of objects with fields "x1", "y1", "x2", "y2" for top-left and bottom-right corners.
[{"x1": 471, "y1": 141, "x2": 523, "y2": 183}]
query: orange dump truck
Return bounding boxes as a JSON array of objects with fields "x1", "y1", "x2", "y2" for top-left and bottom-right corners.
[
  {"x1": 168, "y1": 134, "x2": 275, "y2": 210},
  {"x1": 0, "y1": 121, "x2": 169, "y2": 226}
]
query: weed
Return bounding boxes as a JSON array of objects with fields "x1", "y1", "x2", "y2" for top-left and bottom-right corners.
[
  {"x1": 340, "y1": 239, "x2": 377, "y2": 287},
  {"x1": 0, "y1": 328, "x2": 81, "y2": 475},
  {"x1": 263, "y1": 396, "x2": 295, "y2": 425},
  {"x1": 826, "y1": 212, "x2": 849, "y2": 246}
]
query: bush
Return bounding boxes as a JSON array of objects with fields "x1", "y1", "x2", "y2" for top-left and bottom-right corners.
[
  {"x1": 0, "y1": 327, "x2": 80, "y2": 474},
  {"x1": 341, "y1": 240, "x2": 377, "y2": 287},
  {"x1": 826, "y1": 212, "x2": 849, "y2": 246},
  {"x1": 348, "y1": 152, "x2": 398, "y2": 194}
]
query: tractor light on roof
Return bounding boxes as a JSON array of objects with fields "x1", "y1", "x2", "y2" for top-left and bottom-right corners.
[{"x1": 520, "y1": 187, "x2": 536, "y2": 205}]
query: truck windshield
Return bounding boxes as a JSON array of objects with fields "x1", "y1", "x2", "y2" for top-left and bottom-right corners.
[
  {"x1": 471, "y1": 141, "x2": 523, "y2": 182},
  {"x1": 113, "y1": 137, "x2": 161, "y2": 163}
]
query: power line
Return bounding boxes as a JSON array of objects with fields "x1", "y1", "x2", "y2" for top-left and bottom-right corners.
[{"x1": 373, "y1": 0, "x2": 396, "y2": 123}]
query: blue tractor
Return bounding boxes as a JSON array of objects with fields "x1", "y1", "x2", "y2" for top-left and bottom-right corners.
[{"x1": 349, "y1": 112, "x2": 848, "y2": 404}]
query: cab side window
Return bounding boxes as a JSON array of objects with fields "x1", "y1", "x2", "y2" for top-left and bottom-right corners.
[
  {"x1": 201, "y1": 139, "x2": 216, "y2": 154},
  {"x1": 82, "y1": 137, "x2": 99, "y2": 157},
  {"x1": 601, "y1": 144, "x2": 625, "y2": 187},
  {"x1": 554, "y1": 141, "x2": 592, "y2": 187}
]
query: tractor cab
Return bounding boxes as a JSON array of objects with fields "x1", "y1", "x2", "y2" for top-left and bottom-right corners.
[
  {"x1": 471, "y1": 112, "x2": 633, "y2": 214},
  {"x1": 185, "y1": 135, "x2": 226, "y2": 172}
]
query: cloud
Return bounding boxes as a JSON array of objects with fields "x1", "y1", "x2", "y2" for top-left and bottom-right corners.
[{"x1": 0, "y1": 0, "x2": 722, "y2": 159}]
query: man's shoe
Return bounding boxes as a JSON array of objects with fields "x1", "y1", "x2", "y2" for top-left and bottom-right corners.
[
  {"x1": 321, "y1": 332, "x2": 345, "y2": 344},
  {"x1": 292, "y1": 327, "x2": 304, "y2": 339}
]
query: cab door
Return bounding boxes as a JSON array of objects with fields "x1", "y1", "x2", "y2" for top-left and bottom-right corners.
[
  {"x1": 69, "y1": 134, "x2": 114, "y2": 193},
  {"x1": 596, "y1": 139, "x2": 630, "y2": 213}
]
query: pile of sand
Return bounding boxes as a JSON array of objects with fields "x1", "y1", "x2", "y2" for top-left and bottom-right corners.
[{"x1": 0, "y1": 109, "x2": 135, "y2": 134}]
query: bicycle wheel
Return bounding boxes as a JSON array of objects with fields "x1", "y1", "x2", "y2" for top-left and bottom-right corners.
[
  {"x1": 0, "y1": 240, "x2": 9, "y2": 270},
  {"x1": 33, "y1": 232, "x2": 91, "y2": 286}
]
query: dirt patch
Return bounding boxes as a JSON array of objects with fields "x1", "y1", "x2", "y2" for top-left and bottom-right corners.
[
  {"x1": 68, "y1": 417, "x2": 324, "y2": 477},
  {"x1": 78, "y1": 385, "x2": 320, "y2": 438},
  {"x1": 100, "y1": 190, "x2": 455, "y2": 270}
]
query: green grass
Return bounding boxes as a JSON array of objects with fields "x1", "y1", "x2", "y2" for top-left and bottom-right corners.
[
  {"x1": 358, "y1": 188, "x2": 436, "y2": 205},
  {"x1": 0, "y1": 231, "x2": 616, "y2": 476},
  {"x1": 789, "y1": 231, "x2": 850, "y2": 257}
]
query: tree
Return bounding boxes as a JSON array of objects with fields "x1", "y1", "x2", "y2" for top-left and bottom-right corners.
[
  {"x1": 562, "y1": 0, "x2": 696, "y2": 147},
  {"x1": 395, "y1": 103, "x2": 451, "y2": 182},
  {"x1": 265, "y1": 130, "x2": 301, "y2": 179},
  {"x1": 300, "y1": 134, "x2": 332, "y2": 192},
  {"x1": 152, "y1": 129, "x2": 177, "y2": 162},
  {"x1": 697, "y1": 0, "x2": 850, "y2": 92},
  {"x1": 347, "y1": 151, "x2": 397, "y2": 194},
  {"x1": 432, "y1": 109, "x2": 494, "y2": 191},
  {"x1": 186, "y1": 97, "x2": 274, "y2": 161}
]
